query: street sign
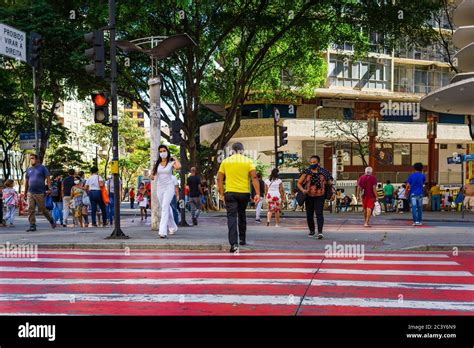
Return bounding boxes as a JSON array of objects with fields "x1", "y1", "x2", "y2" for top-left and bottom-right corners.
[
  {"x1": 0, "y1": 23, "x2": 27, "y2": 62},
  {"x1": 464, "y1": 154, "x2": 474, "y2": 162},
  {"x1": 19, "y1": 132, "x2": 41, "y2": 150},
  {"x1": 273, "y1": 107, "x2": 280, "y2": 122},
  {"x1": 447, "y1": 156, "x2": 463, "y2": 164}
]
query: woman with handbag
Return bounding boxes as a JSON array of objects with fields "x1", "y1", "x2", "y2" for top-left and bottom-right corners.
[
  {"x1": 297, "y1": 155, "x2": 334, "y2": 239},
  {"x1": 150, "y1": 145, "x2": 181, "y2": 239},
  {"x1": 84, "y1": 166, "x2": 108, "y2": 227},
  {"x1": 264, "y1": 168, "x2": 286, "y2": 227}
]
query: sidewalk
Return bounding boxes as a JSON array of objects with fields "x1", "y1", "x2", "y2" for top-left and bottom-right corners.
[{"x1": 1, "y1": 212, "x2": 473, "y2": 251}]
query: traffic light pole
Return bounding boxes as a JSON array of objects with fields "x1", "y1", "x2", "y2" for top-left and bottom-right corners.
[
  {"x1": 274, "y1": 117, "x2": 278, "y2": 169},
  {"x1": 107, "y1": 0, "x2": 128, "y2": 239},
  {"x1": 32, "y1": 66, "x2": 40, "y2": 157}
]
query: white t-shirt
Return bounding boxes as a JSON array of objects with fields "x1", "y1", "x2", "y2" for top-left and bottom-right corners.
[
  {"x1": 398, "y1": 187, "x2": 406, "y2": 199},
  {"x1": 156, "y1": 161, "x2": 174, "y2": 188},
  {"x1": 172, "y1": 176, "x2": 179, "y2": 187},
  {"x1": 265, "y1": 179, "x2": 282, "y2": 197},
  {"x1": 85, "y1": 174, "x2": 104, "y2": 191}
]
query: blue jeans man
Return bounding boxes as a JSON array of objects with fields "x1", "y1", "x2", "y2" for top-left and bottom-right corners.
[
  {"x1": 431, "y1": 194, "x2": 441, "y2": 211},
  {"x1": 410, "y1": 194, "x2": 423, "y2": 225}
]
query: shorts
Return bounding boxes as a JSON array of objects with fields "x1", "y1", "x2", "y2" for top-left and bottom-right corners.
[{"x1": 363, "y1": 196, "x2": 375, "y2": 210}]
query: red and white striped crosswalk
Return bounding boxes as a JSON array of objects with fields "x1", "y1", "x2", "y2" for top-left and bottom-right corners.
[{"x1": 0, "y1": 249, "x2": 472, "y2": 316}]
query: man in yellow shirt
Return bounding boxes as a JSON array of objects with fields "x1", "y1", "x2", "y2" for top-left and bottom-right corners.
[
  {"x1": 430, "y1": 182, "x2": 441, "y2": 211},
  {"x1": 217, "y1": 142, "x2": 260, "y2": 253}
]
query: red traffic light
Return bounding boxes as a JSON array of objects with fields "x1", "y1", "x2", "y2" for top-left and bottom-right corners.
[{"x1": 92, "y1": 93, "x2": 108, "y2": 107}]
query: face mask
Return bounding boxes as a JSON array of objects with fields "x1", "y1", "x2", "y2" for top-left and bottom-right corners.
[
  {"x1": 159, "y1": 152, "x2": 168, "y2": 159},
  {"x1": 310, "y1": 164, "x2": 319, "y2": 169},
  {"x1": 74, "y1": 180, "x2": 80, "y2": 185}
]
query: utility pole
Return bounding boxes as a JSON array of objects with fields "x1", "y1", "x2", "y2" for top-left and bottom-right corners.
[
  {"x1": 32, "y1": 66, "x2": 39, "y2": 156},
  {"x1": 148, "y1": 77, "x2": 161, "y2": 231},
  {"x1": 274, "y1": 107, "x2": 279, "y2": 169},
  {"x1": 107, "y1": 0, "x2": 128, "y2": 239}
]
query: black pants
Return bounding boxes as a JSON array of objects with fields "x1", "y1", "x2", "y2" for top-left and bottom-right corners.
[
  {"x1": 305, "y1": 196, "x2": 325, "y2": 233},
  {"x1": 0, "y1": 198, "x2": 3, "y2": 224},
  {"x1": 225, "y1": 192, "x2": 250, "y2": 246}
]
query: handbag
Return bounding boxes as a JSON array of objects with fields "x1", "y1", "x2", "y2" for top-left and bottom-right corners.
[
  {"x1": 325, "y1": 183, "x2": 335, "y2": 200},
  {"x1": 98, "y1": 176, "x2": 110, "y2": 205},
  {"x1": 82, "y1": 192, "x2": 91, "y2": 206},
  {"x1": 45, "y1": 195, "x2": 54, "y2": 210},
  {"x1": 295, "y1": 191, "x2": 306, "y2": 206},
  {"x1": 373, "y1": 201, "x2": 382, "y2": 216}
]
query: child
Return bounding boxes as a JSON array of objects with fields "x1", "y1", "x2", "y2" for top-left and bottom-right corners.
[
  {"x1": 71, "y1": 177, "x2": 85, "y2": 228},
  {"x1": 2, "y1": 180, "x2": 18, "y2": 227},
  {"x1": 137, "y1": 188, "x2": 149, "y2": 222}
]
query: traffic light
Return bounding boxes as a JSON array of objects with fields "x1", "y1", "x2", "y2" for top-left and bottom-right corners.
[
  {"x1": 278, "y1": 126, "x2": 288, "y2": 147},
  {"x1": 91, "y1": 92, "x2": 109, "y2": 124},
  {"x1": 84, "y1": 30, "x2": 105, "y2": 78},
  {"x1": 171, "y1": 120, "x2": 182, "y2": 145},
  {"x1": 28, "y1": 32, "x2": 43, "y2": 69},
  {"x1": 276, "y1": 151, "x2": 284, "y2": 166}
]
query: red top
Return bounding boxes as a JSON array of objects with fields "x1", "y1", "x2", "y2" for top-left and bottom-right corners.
[
  {"x1": 358, "y1": 174, "x2": 377, "y2": 198},
  {"x1": 185, "y1": 185, "x2": 189, "y2": 195},
  {"x1": 129, "y1": 190, "x2": 135, "y2": 199}
]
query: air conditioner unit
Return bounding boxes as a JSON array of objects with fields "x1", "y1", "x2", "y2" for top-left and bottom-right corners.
[
  {"x1": 337, "y1": 157, "x2": 344, "y2": 165},
  {"x1": 337, "y1": 165, "x2": 344, "y2": 172},
  {"x1": 336, "y1": 149, "x2": 344, "y2": 156}
]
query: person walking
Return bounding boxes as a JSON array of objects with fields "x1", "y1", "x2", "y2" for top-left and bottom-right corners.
[
  {"x1": 297, "y1": 155, "x2": 334, "y2": 239},
  {"x1": 217, "y1": 142, "x2": 260, "y2": 253},
  {"x1": 78, "y1": 171, "x2": 90, "y2": 227},
  {"x1": 129, "y1": 188, "x2": 136, "y2": 209},
  {"x1": 430, "y1": 182, "x2": 441, "y2": 212},
  {"x1": 71, "y1": 177, "x2": 86, "y2": 228},
  {"x1": 376, "y1": 184, "x2": 385, "y2": 212},
  {"x1": 24, "y1": 154, "x2": 56, "y2": 232},
  {"x1": 2, "y1": 179, "x2": 18, "y2": 227},
  {"x1": 252, "y1": 173, "x2": 265, "y2": 223},
  {"x1": 137, "y1": 183, "x2": 148, "y2": 222},
  {"x1": 51, "y1": 173, "x2": 64, "y2": 226},
  {"x1": 84, "y1": 166, "x2": 108, "y2": 227},
  {"x1": 264, "y1": 168, "x2": 285, "y2": 228},
  {"x1": 463, "y1": 178, "x2": 474, "y2": 212},
  {"x1": 356, "y1": 166, "x2": 378, "y2": 227},
  {"x1": 151, "y1": 145, "x2": 181, "y2": 238},
  {"x1": 406, "y1": 162, "x2": 426, "y2": 226},
  {"x1": 171, "y1": 176, "x2": 181, "y2": 225},
  {"x1": 187, "y1": 167, "x2": 202, "y2": 226},
  {"x1": 397, "y1": 184, "x2": 409, "y2": 213},
  {"x1": 61, "y1": 169, "x2": 76, "y2": 227},
  {"x1": 383, "y1": 180, "x2": 395, "y2": 212}
]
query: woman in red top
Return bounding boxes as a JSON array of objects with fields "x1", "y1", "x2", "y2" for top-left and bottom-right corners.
[{"x1": 129, "y1": 188, "x2": 135, "y2": 209}]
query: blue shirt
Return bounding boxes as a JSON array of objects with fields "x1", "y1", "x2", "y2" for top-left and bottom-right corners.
[
  {"x1": 407, "y1": 172, "x2": 425, "y2": 196},
  {"x1": 26, "y1": 164, "x2": 50, "y2": 194}
]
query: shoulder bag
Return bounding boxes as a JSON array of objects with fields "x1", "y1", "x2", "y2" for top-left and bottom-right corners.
[{"x1": 98, "y1": 176, "x2": 110, "y2": 205}]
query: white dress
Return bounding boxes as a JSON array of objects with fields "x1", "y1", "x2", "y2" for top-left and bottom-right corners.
[{"x1": 156, "y1": 161, "x2": 178, "y2": 236}]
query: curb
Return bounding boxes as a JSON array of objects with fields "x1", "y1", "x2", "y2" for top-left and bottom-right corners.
[
  {"x1": 35, "y1": 243, "x2": 225, "y2": 250},
  {"x1": 402, "y1": 245, "x2": 474, "y2": 251}
]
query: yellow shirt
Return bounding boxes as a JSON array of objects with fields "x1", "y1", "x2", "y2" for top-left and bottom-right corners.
[
  {"x1": 430, "y1": 185, "x2": 441, "y2": 196},
  {"x1": 218, "y1": 154, "x2": 256, "y2": 193}
]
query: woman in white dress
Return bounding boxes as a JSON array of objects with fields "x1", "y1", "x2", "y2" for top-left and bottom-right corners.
[
  {"x1": 151, "y1": 145, "x2": 181, "y2": 238},
  {"x1": 264, "y1": 168, "x2": 285, "y2": 227}
]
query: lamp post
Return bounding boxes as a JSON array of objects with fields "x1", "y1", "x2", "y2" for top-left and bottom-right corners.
[
  {"x1": 313, "y1": 106, "x2": 323, "y2": 155},
  {"x1": 117, "y1": 34, "x2": 196, "y2": 231},
  {"x1": 427, "y1": 115, "x2": 438, "y2": 189},
  {"x1": 367, "y1": 110, "x2": 378, "y2": 172}
]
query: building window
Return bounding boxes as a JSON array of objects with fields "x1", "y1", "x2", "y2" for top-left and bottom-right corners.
[
  {"x1": 411, "y1": 144, "x2": 429, "y2": 164},
  {"x1": 394, "y1": 144, "x2": 411, "y2": 165},
  {"x1": 375, "y1": 143, "x2": 394, "y2": 165}
]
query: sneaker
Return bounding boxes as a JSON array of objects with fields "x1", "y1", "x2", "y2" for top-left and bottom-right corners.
[
  {"x1": 229, "y1": 244, "x2": 239, "y2": 253},
  {"x1": 308, "y1": 231, "x2": 316, "y2": 237},
  {"x1": 50, "y1": 222, "x2": 57, "y2": 229},
  {"x1": 317, "y1": 233, "x2": 324, "y2": 239},
  {"x1": 192, "y1": 218, "x2": 198, "y2": 226},
  {"x1": 169, "y1": 228, "x2": 177, "y2": 235},
  {"x1": 256, "y1": 219, "x2": 261, "y2": 224},
  {"x1": 416, "y1": 222, "x2": 423, "y2": 226},
  {"x1": 159, "y1": 234, "x2": 167, "y2": 239},
  {"x1": 239, "y1": 240, "x2": 246, "y2": 246},
  {"x1": 62, "y1": 224, "x2": 67, "y2": 228},
  {"x1": 275, "y1": 224, "x2": 280, "y2": 228},
  {"x1": 92, "y1": 224, "x2": 98, "y2": 227},
  {"x1": 26, "y1": 225, "x2": 37, "y2": 232}
]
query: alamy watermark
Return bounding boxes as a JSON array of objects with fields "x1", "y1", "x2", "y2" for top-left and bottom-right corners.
[
  {"x1": 0, "y1": 242, "x2": 38, "y2": 261},
  {"x1": 324, "y1": 242, "x2": 365, "y2": 261},
  {"x1": 216, "y1": 146, "x2": 259, "y2": 164},
  {"x1": 380, "y1": 100, "x2": 420, "y2": 120}
]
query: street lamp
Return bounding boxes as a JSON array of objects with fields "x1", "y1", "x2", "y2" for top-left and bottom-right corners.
[
  {"x1": 116, "y1": 34, "x2": 196, "y2": 231},
  {"x1": 427, "y1": 115, "x2": 438, "y2": 189},
  {"x1": 313, "y1": 106, "x2": 323, "y2": 155},
  {"x1": 367, "y1": 110, "x2": 379, "y2": 172}
]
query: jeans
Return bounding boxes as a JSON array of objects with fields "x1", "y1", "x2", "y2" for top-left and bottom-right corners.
[
  {"x1": 130, "y1": 198, "x2": 135, "y2": 209},
  {"x1": 5, "y1": 205, "x2": 16, "y2": 225},
  {"x1": 402, "y1": 198, "x2": 409, "y2": 212},
  {"x1": 431, "y1": 195, "x2": 441, "y2": 211},
  {"x1": 189, "y1": 196, "x2": 201, "y2": 220},
  {"x1": 224, "y1": 192, "x2": 250, "y2": 246},
  {"x1": 52, "y1": 201, "x2": 64, "y2": 224},
  {"x1": 170, "y1": 195, "x2": 180, "y2": 225},
  {"x1": 108, "y1": 193, "x2": 114, "y2": 223},
  {"x1": 27, "y1": 193, "x2": 53, "y2": 226},
  {"x1": 410, "y1": 194, "x2": 423, "y2": 223},
  {"x1": 89, "y1": 190, "x2": 107, "y2": 225},
  {"x1": 305, "y1": 196, "x2": 326, "y2": 233}
]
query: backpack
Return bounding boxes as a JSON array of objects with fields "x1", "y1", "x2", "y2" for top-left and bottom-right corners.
[{"x1": 50, "y1": 182, "x2": 60, "y2": 198}]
